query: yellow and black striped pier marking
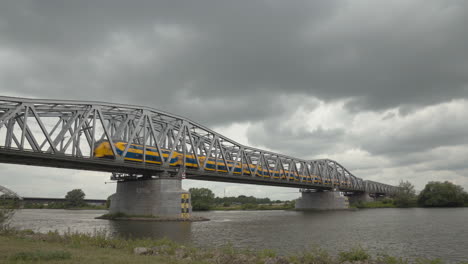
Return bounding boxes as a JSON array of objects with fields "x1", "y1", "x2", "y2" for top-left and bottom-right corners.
[{"x1": 181, "y1": 193, "x2": 190, "y2": 218}]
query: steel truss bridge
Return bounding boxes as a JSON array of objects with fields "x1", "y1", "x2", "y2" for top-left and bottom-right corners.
[{"x1": 0, "y1": 96, "x2": 397, "y2": 194}]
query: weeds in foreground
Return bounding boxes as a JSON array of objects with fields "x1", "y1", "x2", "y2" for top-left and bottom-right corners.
[
  {"x1": 289, "y1": 247, "x2": 334, "y2": 264},
  {"x1": 10, "y1": 250, "x2": 72, "y2": 261},
  {"x1": 339, "y1": 246, "x2": 371, "y2": 262},
  {"x1": 414, "y1": 259, "x2": 444, "y2": 264},
  {"x1": 0, "y1": 227, "x2": 461, "y2": 264},
  {"x1": 376, "y1": 254, "x2": 409, "y2": 264}
]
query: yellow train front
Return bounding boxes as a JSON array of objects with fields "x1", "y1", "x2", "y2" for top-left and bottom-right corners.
[{"x1": 94, "y1": 141, "x2": 333, "y2": 186}]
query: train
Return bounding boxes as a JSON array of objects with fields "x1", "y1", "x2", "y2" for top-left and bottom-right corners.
[{"x1": 93, "y1": 140, "x2": 351, "y2": 187}]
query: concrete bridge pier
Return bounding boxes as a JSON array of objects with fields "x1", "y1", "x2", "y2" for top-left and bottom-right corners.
[
  {"x1": 295, "y1": 189, "x2": 349, "y2": 210},
  {"x1": 346, "y1": 192, "x2": 375, "y2": 205},
  {"x1": 109, "y1": 175, "x2": 191, "y2": 219}
]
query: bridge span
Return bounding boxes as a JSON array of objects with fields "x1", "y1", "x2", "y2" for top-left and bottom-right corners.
[{"x1": 0, "y1": 96, "x2": 397, "y2": 218}]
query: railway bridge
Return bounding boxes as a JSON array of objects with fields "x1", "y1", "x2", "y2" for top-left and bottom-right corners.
[{"x1": 0, "y1": 96, "x2": 398, "y2": 218}]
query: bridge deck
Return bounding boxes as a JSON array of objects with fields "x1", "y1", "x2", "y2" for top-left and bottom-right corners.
[{"x1": 0, "y1": 148, "x2": 343, "y2": 190}]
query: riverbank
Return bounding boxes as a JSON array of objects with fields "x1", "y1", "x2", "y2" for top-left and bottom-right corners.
[
  {"x1": 210, "y1": 204, "x2": 294, "y2": 211},
  {"x1": 96, "y1": 212, "x2": 209, "y2": 222},
  {"x1": 351, "y1": 200, "x2": 468, "y2": 209},
  {"x1": 23, "y1": 204, "x2": 107, "y2": 210},
  {"x1": 351, "y1": 200, "x2": 398, "y2": 209},
  {"x1": 0, "y1": 228, "x2": 456, "y2": 264}
]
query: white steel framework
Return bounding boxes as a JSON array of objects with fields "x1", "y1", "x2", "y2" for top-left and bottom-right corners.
[{"x1": 0, "y1": 96, "x2": 397, "y2": 194}]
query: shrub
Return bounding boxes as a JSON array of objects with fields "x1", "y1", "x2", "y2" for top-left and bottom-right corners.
[
  {"x1": 10, "y1": 250, "x2": 71, "y2": 261},
  {"x1": 65, "y1": 189, "x2": 86, "y2": 207},
  {"x1": 376, "y1": 254, "x2": 409, "y2": 264},
  {"x1": 393, "y1": 181, "x2": 417, "y2": 208},
  {"x1": 338, "y1": 247, "x2": 370, "y2": 262},
  {"x1": 418, "y1": 181, "x2": 467, "y2": 207},
  {"x1": 189, "y1": 188, "x2": 215, "y2": 211},
  {"x1": 241, "y1": 203, "x2": 258, "y2": 210},
  {"x1": 291, "y1": 247, "x2": 334, "y2": 264}
]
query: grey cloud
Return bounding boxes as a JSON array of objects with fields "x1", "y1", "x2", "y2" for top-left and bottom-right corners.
[
  {"x1": 1, "y1": 0, "x2": 468, "y2": 127},
  {"x1": 247, "y1": 122, "x2": 347, "y2": 158},
  {"x1": 356, "y1": 108, "x2": 468, "y2": 157},
  {"x1": 1, "y1": 0, "x2": 468, "y2": 194}
]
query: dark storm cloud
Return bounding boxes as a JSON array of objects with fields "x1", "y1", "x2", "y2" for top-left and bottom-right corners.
[
  {"x1": 1, "y1": 0, "x2": 468, "y2": 194},
  {"x1": 247, "y1": 122, "x2": 346, "y2": 158},
  {"x1": 1, "y1": 0, "x2": 468, "y2": 126}
]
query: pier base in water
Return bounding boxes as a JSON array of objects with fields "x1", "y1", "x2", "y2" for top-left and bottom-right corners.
[
  {"x1": 295, "y1": 190, "x2": 349, "y2": 210},
  {"x1": 346, "y1": 192, "x2": 375, "y2": 205},
  {"x1": 109, "y1": 177, "x2": 191, "y2": 219}
]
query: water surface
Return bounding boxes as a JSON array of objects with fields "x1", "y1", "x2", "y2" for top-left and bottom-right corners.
[{"x1": 10, "y1": 208, "x2": 468, "y2": 262}]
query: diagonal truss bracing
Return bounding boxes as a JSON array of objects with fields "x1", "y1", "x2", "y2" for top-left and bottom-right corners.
[{"x1": 0, "y1": 96, "x2": 398, "y2": 194}]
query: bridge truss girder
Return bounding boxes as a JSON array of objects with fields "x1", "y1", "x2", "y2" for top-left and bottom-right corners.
[{"x1": 0, "y1": 96, "x2": 398, "y2": 194}]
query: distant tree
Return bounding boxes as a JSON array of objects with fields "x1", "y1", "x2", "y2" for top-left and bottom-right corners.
[
  {"x1": 189, "y1": 188, "x2": 215, "y2": 211},
  {"x1": 241, "y1": 203, "x2": 257, "y2": 210},
  {"x1": 393, "y1": 180, "x2": 417, "y2": 207},
  {"x1": 0, "y1": 194, "x2": 20, "y2": 224},
  {"x1": 418, "y1": 181, "x2": 467, "y2": 207},
  {"x1": 65, "y1": 189, "x2": 86, "y2": 208},
  {"x1": 284, "y1": 200, "x2": 296, "y2": 209}
]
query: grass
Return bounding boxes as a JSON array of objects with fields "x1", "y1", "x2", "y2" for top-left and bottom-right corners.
[
  {"x1": 339, "y1": 247, "x2": 371, "y2": 262},
  {"x1": 0, "y1": 233, "x2": 167, "y2": 264},
  {"x1": 0, "y1": 226, "x2": 463, "y2": 264},
  {"x1": 10, "y1": 250, "x2": 72, "y2": 261},
  {"x1": 23, "y1": 203, "x2": 107, "y2": 210}
]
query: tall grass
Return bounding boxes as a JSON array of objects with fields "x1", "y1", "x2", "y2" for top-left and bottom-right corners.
[{"x1": 0, "y1": 227, "x2": 459, "y2": 264}]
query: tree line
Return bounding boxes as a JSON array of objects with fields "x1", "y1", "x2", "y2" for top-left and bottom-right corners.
[
  {"x1": 380, "y1": 180, "x2": 468, "y2": 208},
  {"x1": 191, "y1": 180, "x2": 468, "y2": 211},
  {"x1": 188, "y1": 188, "x2": 294, "y2": 211},
  {"x1": 23, "y1": 189, "x2": 105, "y2": 209}
]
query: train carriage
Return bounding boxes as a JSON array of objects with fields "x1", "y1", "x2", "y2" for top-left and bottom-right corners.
[{"x1": 94, "y1": 140, "x2": 333, "y2": 186}]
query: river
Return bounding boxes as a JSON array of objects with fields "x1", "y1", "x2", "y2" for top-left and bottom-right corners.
[{"x1": 9, "y1": 208, "x2": 468, "y2": 263}]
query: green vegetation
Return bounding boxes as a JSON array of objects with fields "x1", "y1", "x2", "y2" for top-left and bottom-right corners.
[
  {"x1": 212, "y1": 201, "x2": 296, "y2": 211},
  {"x1": 97, "y1": 212, "x2": 134, "y2": 220},
  {"x1": 10, "y1": 250, "x2": 71, "y2": 261},
  {"x1": 352, "y1": 180, "x2": 468, "y2": 209},
  {"x1": 338, "y1": 247, "x2": 370, "y2": 262},
  {"x1": 65, "y1": 189, "x2": 86, "y2": 207},
  {"x1": 418, "y1": 181, "x2": 468, "y2": 207},
  {"x1": 96, "y1": 212, "x2": 208, "y2": 222},
  {"x1": 16, "y1": 189, "x2": 106, "y2": 210},
  {"x1": 23, "y1": 202, "x2": 106, "y2": 210},
  {"x1": 106, "y1": 195, "x2": 112, "y2": 209},
  {"x1": 189, "y1": 188, "x2": 294, "y2": 211},
  {"x1": 0, "y1": 195, "x2": 20, "y2": 225},
  {"x1": 353, "y1": 199, "x2": 396, "y2": 209},
  {"x1": 0, "y1": 227, "x2": 459, "y2": 264},
  {"x1": 214, "y1": 194, "x2": 276, "y2": 206},
  {"x1": 394, "y1": 181, "x2": 418, "y2": 208},
  {"x1": 189, "y1": 188, "x2": 215, "y2": 211}
]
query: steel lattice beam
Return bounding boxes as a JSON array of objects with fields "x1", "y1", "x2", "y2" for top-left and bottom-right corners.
[{"x1": 0, "y1": 96, "x2": 398, "y2": 194}]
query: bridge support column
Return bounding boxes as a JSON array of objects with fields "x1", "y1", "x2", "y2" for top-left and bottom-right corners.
[
  {"x1": 347, "y1": 192, "x2": 374, "y2": 205},
  {"x1": 109, "y1": 177, "x2": 191, "y2": 219},
  {"x1": 295, "y1": 190, "x2": 349, "y2": 210}
]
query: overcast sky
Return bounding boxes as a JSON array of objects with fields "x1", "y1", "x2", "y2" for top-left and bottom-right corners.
[{"x1": 1, "y1": 0, "x2": 467, "y2": 200}]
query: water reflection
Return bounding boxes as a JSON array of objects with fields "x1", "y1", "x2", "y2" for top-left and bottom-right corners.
[{"x1": 108, "y1": 221, "x2": 193, "y2": 243}]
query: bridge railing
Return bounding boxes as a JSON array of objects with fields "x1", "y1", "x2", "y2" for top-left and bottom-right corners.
[{"x1": 0, "y1": 96, "x2": 396, "y2": 194}]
